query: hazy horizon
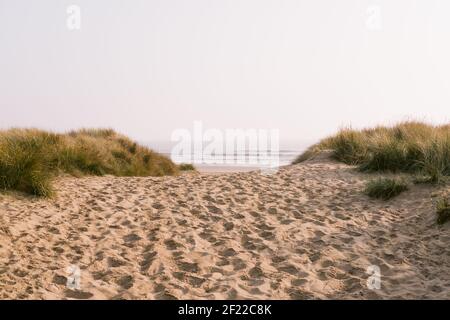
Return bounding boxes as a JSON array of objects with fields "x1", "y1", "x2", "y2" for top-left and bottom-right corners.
[{"x1": 1, "y1": 0, "x2": 450, "y2": 144}]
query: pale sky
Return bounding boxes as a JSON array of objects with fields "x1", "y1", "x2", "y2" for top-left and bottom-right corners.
[{"x1": 1, "y1": 0, "x2": 449, "y2": 144}]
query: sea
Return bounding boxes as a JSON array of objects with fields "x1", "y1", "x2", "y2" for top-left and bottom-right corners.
[{"x1": 142, "y1": 140, "x2": 314, "y2": 172}]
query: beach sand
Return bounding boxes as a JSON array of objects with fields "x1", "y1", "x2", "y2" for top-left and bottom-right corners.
[{"x1": 1, "y1": 155, "x2": 449, "y2": 299}]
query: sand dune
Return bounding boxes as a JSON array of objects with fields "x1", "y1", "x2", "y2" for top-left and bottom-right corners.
[{"x1": 1, "y1": 156, "x2": 449, "y2": 299}]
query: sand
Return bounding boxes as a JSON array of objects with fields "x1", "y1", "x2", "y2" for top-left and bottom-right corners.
[{"x1": 1, "y1": 155, "x2": 450, "y2": 299}]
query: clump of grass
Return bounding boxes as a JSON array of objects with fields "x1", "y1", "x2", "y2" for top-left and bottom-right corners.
[
  {"x1": 436, "y1": 198, "x2": 450, "y2": 225},
  {"x1": 413, "y1": 175, "x2": 436, "y2": 184},
  {"x1": 364, "y1": 178, "x2": 409, "y2": 200},
  {"x1": 0, "y1": 128, "x2": 178, "y2": 197},
  {"x1": 179, "y1": 163, "x2": 196, "y2": 171},
  {"x1": 294, "y1": 121, "x2": 450, "y2": 182}
]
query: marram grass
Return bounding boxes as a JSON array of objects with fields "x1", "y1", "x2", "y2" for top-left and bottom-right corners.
[
  {"x1": 0, "y1": 128, "x2": 179, "y2": 197},
  {"x1": 436, "y1": 198, "x2": 450, "y2": 225},
  {"x1": 179, "y1": 163, "x2": 196, "y2": 171},
  {"x1": 294, "y1": 122, "x2": 450, "y2": 182},
  {"x1": 364, "y1": 178, "x2": 408, "y2": 200}
]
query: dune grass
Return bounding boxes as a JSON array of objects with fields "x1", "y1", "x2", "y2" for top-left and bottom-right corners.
[
  {"x1": 364, "y1": 178, "x2": 409, "y2": 200},
  {"x1": 294, "y1": 122, "x2": 450, "y2": 182},
  {"x1": 178, "y1": 163, "x2": 196, "y2": 171},
  {"x1": 0, "y1": 128, "x2": 178, "y2": 197},
  {"x1": 436, "y1": 198, "x2": 450, "y2": 225}
]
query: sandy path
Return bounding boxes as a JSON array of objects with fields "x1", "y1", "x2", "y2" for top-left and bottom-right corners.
[{"x1": 1, "y1": 157, "x2": 449, "y2": 299}]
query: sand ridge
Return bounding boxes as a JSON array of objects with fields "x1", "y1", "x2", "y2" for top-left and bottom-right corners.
[{"x1": 1, "y1": 157, "x2": 449, "y2": 299}]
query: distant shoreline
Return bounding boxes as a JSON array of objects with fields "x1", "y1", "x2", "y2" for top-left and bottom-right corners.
[
  {"x1": 143, "y1": 140, "x2": 312, "y2": 172},
  {"x1": 194, "y1": 164, "x2": 270, "y2": 174},
  {"x1": 155, "y1": 150, "x2": 304, "y2": 173}
]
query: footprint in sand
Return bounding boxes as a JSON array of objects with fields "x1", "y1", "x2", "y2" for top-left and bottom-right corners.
[
  {"x1": 277, "y1": 264, "x2": 299, "y2": 276},
  {"x1": 187, "y1": 276, "x2": 206, "y2": 288},
  {"x1": 177, "y1": 261, "x2": 199, "y2": 273},
  {"x1": 220, "y1": 248, "x2": 237, "y2": 257},
  {"x1": 164, "y1": 239, "x2": 183, "y2": 250},
  {"x1": 232, "y1": 258, "x2": 246, "y2": 271},
  {"x1": 140, "y1": 248, "x2": 157, "y2": 272},
  {"x1": 286, "y1": 288, "x2": 314, "y2": 300},
  {"x1": 223, "y1": 222, "x2": 234, "y2": 231},
  {"x1": 116, "y1": 275, "x2": 134, "y2": 289},
  {"x1": 108, "y1": 257, "x2": 126, "y2": 268},
  {"x1": 248, "y1": 266, "x2": 264, "y2": 278},
  {"x1": 123, "y1": 233, "x2": 142, "y2": 244},
  {"x1": 65, "y1": 289, "x2": 94, "y2": 299},
  {"x1": 52, "y1": 274, "x2": 67, "y2": 285}
]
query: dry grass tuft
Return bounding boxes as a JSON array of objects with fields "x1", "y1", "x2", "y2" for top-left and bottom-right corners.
[{"x1": 364, "y1": 178, "x2": 409, "y2": 200}]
